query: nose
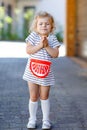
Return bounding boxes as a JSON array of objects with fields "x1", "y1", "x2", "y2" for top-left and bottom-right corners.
[{"x1": 42, "y1": 23, "x2": 46, "y2": 27}]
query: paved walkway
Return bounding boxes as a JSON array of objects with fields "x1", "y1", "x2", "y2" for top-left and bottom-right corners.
[{"x1": 0, "y1": 42, "x2": 87, "y2": 130}]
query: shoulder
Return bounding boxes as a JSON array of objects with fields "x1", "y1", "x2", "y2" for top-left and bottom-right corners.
[
  {"x1": 48, "y1": 34, "x2": 58, "y2": 42},
  {"x1": 29, "y1": 31, "x2": 38, "y2": 37},
  {"x1": 30, "y1": 31, "x2": 40, "y2": 39},
  {"x1": 25, "y1": 32, "x2": 36, "y2": 43},
  {"x1": 25, "y1": 32, "x2": 37, "y2": 40},
  {"x1": 49, "y1": 34, "x2": 57, "y2": 39},
  {"x1": 48, "y1": 34, "x2": 61, "y2": 47},
  {"x1": 25, "y1": 31, "x2": 40, "y2": 44}
]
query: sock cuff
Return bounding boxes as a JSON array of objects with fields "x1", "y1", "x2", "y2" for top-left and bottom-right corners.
[
  {"x1": 29, "y1": 99, "x2": 38, "y2": 104},
  {"x1": 40, "y1": 98, "x2": 49, "y2": 103}
]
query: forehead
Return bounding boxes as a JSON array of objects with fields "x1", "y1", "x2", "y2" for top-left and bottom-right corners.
[{"x1": 37, "y1": 17, "x2": 51, "y2": 23}]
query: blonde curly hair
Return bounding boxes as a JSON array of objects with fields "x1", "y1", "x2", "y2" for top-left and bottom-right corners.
[{"x1": 30, "y1": 11, "x2": 56, "y2": 33}]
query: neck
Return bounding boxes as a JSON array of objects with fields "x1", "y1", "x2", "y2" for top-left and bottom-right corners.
[{"x1": 39, "y1": 33, "x2": 48, "y2": 37}]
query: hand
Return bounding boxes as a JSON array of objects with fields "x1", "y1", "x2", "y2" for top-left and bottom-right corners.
[
  {"x1": 42, "y1": 36, "x2": 48, "y2": 48},
  {"x1": 39, "y1": 36, "x2": 49, "y2": 49},
  {"x1": 39, "y1": 37, "x2": 44, "y2": 49}
]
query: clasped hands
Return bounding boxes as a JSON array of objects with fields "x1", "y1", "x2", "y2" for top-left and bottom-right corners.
[{"x1": 40, "y1": 36, "x2": 49, "y2": 48}]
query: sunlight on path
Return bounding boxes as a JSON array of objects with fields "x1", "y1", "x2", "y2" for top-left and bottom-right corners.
[
  {"x1": 59, "y1": 44, "x2": 66, "y2": 57},
  {"x1": 0, "y1": 41, "x2": 28, "y2": 58},
  {"x1": 0, "y1": 41, "x2": 65, "y2": 58}
]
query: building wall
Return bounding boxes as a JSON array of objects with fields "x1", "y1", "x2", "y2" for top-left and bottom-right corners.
[
  {"x1": 36, "y1": 0, "x2": 65, "y2": 32},
  {"x1": 65, "y1": 0, "x2": 87, "y2": 60},
  {"x1": 15, "y1": 0, "x2": 40, "y2": 37},
  {"x1": 65, "y1": 0, "x2": 76, "y2": 56},
  {"x1": 1, "y1": 0, "x2": 65, "y2": 39},
  {"x1": 76, "y1": 0, "x2": 87, "y2": 59},
  {"x1": 1, "y1": 0, "x2": 16, "y2": 17}
]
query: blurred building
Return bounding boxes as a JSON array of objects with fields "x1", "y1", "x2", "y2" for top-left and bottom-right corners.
[
  {"x1": 65, "y1": 0, "x2": 87, "y2": 60},
  {"x1": 0, "y1": 0, "x2": 87, "y2": 61},
  {"x1": 0, "y1": 0, "x2": 40, "y2": 38}
]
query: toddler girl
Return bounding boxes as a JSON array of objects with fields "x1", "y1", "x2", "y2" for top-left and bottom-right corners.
[{"x1": 23, "y1": 11, "x2": 61, "y2": 130}]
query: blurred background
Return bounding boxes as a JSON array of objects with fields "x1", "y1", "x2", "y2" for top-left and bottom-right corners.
[
  {"x1": 0, "y1": 1, "x2": 87, "y2": 130},
  {"x1": 0, "y1": 0, "x2": 87, "y2": 61},
  {"x1": 0, "y1": 0, "x2": 64, "y2": 42}
]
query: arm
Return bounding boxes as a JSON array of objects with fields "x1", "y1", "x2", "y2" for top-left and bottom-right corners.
[
  {"x1": 45, "y1": 46, "x2": 59, "y2": 58},
  {"x1": 43, "y1": 36, "x2": 59, "y2": 58},
  {"x1": 26, "y1": 43, "x2": 42, "y2": 54},
  {"x1": 26, "y1": 37, "x2": 45, "y2": 54}
]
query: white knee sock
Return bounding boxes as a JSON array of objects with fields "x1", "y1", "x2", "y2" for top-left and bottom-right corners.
[
  {"x1": 29, "y1": 99, "x2": 38, "y2": 123},
  {"x1": 41, "y1": 98, "x2": 50, "y2": 122}
]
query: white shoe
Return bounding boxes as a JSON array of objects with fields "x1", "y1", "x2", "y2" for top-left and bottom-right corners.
[
  {"x1": 27, "y1": 121, "x2": 37, "y2": 129},
  {"x1": 42, "y1": 121, "x2": 52, "y2": 130}
]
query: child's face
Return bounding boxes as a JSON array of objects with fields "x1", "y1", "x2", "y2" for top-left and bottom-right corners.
[{"x1": 36, "y1": 17, "x2": 52, "y2": 36}]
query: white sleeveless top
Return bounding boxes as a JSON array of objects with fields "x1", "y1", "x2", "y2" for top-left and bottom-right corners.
[{"x1": 23, "y1": 32, "x2": 61, "y2": 87}]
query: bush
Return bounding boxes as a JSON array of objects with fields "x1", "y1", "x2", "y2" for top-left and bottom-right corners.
[{"x1": 56, "y1": 31, "x2": 63, "y2": 42}]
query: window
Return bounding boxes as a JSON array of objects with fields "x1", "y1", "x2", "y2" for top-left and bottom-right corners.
[
  {"x1": 1, "y1": 2, "x2": 4, "y2": 7},
  {"x1": 7, "y1": 4, "x2": 12, "y2": 17}
]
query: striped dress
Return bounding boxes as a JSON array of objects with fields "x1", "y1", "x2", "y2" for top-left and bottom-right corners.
[{"x1": 23, "y1": 31, "x2": 61, "y2": 87}]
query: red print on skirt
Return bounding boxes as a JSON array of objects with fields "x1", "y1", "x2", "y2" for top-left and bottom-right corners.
[{"x1": 30, "y1": 58, "x2": 52, "y2": 78}]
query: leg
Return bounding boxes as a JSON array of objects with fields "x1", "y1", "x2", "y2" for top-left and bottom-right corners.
[
  {"x1": 39, "y1": 85, "x2": 50, "y2": 100},
  {"x1": 28, "y1": 82, "x2": 39, "y2": 102},
  {"x1": 27, "y1": 82, "x2": 39, "y2": 129},
  {"x1": 40, "y1": 86, "x2": 51, "y2": 129}
]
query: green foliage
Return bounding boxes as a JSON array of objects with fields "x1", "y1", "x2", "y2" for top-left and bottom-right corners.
[
  {"x1": 55, "y1": 25, "x2": 64, "y2": 42},
  {"x1": 0, "y1": 6, "x2": 64, "y2": 42},
  {"x1": 56, "y1": 31, "x2": 63, "y2": 42},
  {"x1": 0, "y1": 6, "x2": 34, "y2": 41},
  {"x1": 23, "y1": 9, "x2": 34, "y2": 39},
  {"x1": 0, "y1": 6, "x2": 13, "y2": 40},
  {"x1": 0, "y1": 6, "x2": 5, "y2": 19}
]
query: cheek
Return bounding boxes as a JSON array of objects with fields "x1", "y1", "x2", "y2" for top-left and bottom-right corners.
[
  {"x1": 37, "y1": 25, "x2": 40, "y2": 30},
  {"x1": 50, "y1": 25, "x2": 53, "y2": 31},
  {"x1": 48, "y1": 26, "x2": 52, "y2": 32}
]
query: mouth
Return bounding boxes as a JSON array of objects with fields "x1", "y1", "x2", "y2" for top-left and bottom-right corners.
[{"x1": 41, "y1": 29, "x2": 47, "y2": 31}]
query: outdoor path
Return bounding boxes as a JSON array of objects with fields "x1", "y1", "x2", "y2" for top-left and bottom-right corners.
[{"x1": 0, "y1": 42, "x2": 87, "y2": 130}]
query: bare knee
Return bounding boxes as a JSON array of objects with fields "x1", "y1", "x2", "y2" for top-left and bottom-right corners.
[
  {"x1": 40, "y1": 93, "x2": 49, "y2": 100},
  {"x1": 40, "y1": 86, "x2": 50, "y2": 100},
  {"x1": 28, "y1": 82, "x2": 39, "y2": 102},
  {"x1": 40, "y1": 94, "x2": 49, "y2": 100},
  {"x1": 30, "y1": 95, "x2": 39, "y2": 102}
]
